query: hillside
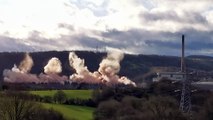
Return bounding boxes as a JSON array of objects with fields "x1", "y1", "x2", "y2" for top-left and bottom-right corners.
[
  {"x1": 30, "y1": 90, "x2": 92, "y2": 99},
  {"x1": 0, "y1": 51, "x2": 213, "y2": 83},
  {"x1": 187, "y1": 55, "x2": 213, "y2": 60},
  {"x1": 42, "y1": 103, "x2": 94, "y2": 120}
]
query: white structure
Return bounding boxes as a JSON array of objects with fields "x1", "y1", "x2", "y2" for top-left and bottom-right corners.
[
  {"x1": 192, "y1": 81, "x2": 213, "y2": 91},
  {"x1": 153, "y1": 72, "x2": 185, "y2": 82}
]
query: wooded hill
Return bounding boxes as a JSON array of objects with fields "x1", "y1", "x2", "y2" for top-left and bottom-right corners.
[{"x1": 0, "y1": 51, "x2": 213, "y2": 83}]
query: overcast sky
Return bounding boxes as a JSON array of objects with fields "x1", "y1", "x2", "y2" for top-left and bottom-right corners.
[{"x1": 0, "y1": 0, "x2": 213, "y2": 56}]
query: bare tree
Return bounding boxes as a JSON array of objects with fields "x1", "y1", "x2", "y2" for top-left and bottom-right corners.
[
  {"x1": 0, "y1": 95, "x2": 38, "y2": 120},
  {"x1": 0, "y1": 91, "x2": 64, "y2": 120}
]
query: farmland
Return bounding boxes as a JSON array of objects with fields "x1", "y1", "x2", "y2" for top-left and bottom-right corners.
[
  {"x1": 30, "y1": 90, "x2": 93, "y2": 99},
  {"x1": 42, "y1": 103, "x2": 95, "y2": 120},
  {"x1": 30, "y1": 90, "x2": 95, "y2": 120}
]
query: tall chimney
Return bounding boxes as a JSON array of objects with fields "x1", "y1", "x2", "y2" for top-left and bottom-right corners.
[{"x1": 181, "y1": 34, "x2": 185, "y2": 72}]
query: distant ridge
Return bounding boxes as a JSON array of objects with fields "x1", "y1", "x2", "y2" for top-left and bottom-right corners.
[
  {"x1": 0, "y1": 51, "x2": 213, "y2": 83},
  {"x1": 187, "y1": 55, "x2": 213, "y2": 60}
]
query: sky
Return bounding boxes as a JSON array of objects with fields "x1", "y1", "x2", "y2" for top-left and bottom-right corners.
[{"x1": 0, "y1": 0, "x2": 213, "y2": 56}]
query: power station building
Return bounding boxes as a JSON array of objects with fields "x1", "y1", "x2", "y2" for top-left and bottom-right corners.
[
  {"x1": 153, "y1": 72, "x2": 186, "y2": 82},
  {"x1": 153, "y1": 35, "x2": 186, "y2": 82}
]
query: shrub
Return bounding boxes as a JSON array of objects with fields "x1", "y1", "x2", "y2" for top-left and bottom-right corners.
[{"x1": 53, "y1": 90, "x2": 67, "y2": 104}]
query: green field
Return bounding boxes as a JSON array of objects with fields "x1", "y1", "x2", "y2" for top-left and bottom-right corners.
[
  {"x1": 42, "y1": 103, "x2": 95, "y2": 120},
  {"x1": 30, "y1": 90, "x2": 93, "y2": 99}
]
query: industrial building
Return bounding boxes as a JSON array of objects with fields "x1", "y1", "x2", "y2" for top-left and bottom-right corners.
[
  {"x1": 153, "y1": 35, "x2": 186, "y2": 82},
  {"x1": 153, "y1": 72, "x2": 186, "y2": 82}
]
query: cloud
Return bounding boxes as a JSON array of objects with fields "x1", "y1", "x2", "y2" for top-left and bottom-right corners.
[
  {"x1": 0, "y1": 26, "x2": 212, "y2": 56},
  {"x1": 138, "y1": 0, "x2": 213, "y2": 32},
  {"x1": 206, "y1": 10, "x2": 213, "y2": 25},
  {"x1": 100, "y1": 28, "x2": 213, "y2": 55},
  {"x1": 0, "y1": 0, "x2": 212, "y2": 56},
  {"x1": 68, "y1": 0, "x2": 109, "y2": 17},
  {"x1": 140, "y1": 11, "x2": 207, "y2": 24},
  {"x1": 58, "y1": 23, "x2": 75, "y2": 31},
  {"x1": 0, "y1": 35, "x2": 35, "y2": 52}
]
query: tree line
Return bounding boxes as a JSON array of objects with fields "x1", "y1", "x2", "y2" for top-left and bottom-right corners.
[
  {"x1": 0, "y1": 79, "x2": 213, "y2": 120},
  {"x1": 0, "y1": 91, "x2": 64, "y2": 120},
  {"x1": 92, "y1": 80, "x2": 213, "y2": 120}
]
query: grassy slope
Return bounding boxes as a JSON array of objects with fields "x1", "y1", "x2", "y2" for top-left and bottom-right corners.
[
  {"x1": 42, "y1": 103, "x2": 95, "y2": 120},
  {"x1": 30, "y1": 90, "x2": 93, "y2": 99}
]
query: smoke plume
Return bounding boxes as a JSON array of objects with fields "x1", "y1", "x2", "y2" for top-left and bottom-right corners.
[
  {"x1": 69, "y1": 52, "x2": 101, "y2": 84},
  {"x1": 98, "y1": 50, "x2": 123, "y2": 75},
  {"x1": 69, "y1": 50, "x2": 136, "y2": 86},
  {"x1": 3, "y1": 55, "x2": 69, "y2": 84},
  {"x1": 3, "y1": 69, "x2": 39, "y2": 83},
  {"x1": 44, "y1": 57, "x2": 62, "y2": 74},
  {"x1": 3, "y1": 51, "x2": 136, "y2": 87},
  {"x1": 41, "y1": 57, "x2": 68, "y2": 84},
  {"x1": 3, "y1": 53, "x2": 40, "y2": 83},
  {"x1": 18, "y1": 53, "x2": 33, "y2": 73}
]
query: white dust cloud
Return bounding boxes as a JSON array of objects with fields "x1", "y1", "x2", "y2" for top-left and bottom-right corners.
[
  {"x1": 69, "y1": 50, "x2": 136, "y2": 86},
  {"x1": 3, "y1": 50, "x2": 136, "y2": 87},
  {"x1": 44, "y1": 57, "x2": 62, "y2": 74},
  {"x1": 3, "y1": 53, "x2": 40, "y2": 83},
  {"x1": 18, "y1": 53, "x2": 34, "y2": 73},
  {"x1": 3, "y1": 55, "x2": 69, "y2": 84},
  {"x1": 69, "y1": 52, "x2": 101, "y2": 84}
]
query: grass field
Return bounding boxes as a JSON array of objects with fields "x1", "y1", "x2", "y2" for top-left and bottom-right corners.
[
  {"x1": 30, "y1": 90, "x2": 93, "y2": 99},
  {"x1": 42, "y1": 103, "x2": 95, "y2": 120}
]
